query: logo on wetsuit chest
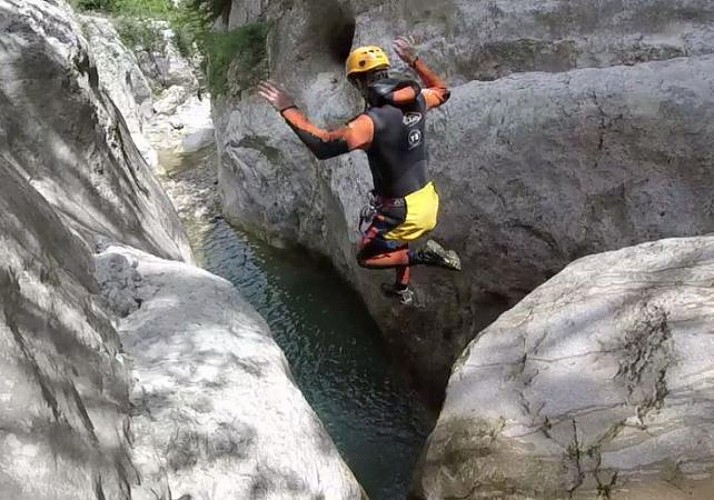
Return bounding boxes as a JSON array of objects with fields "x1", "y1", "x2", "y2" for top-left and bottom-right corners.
[
  {"x1": 408, "y1": 129, "x2": 423, "y2": 149},
  {"x1": 403, "y1": 112, "x2": 423, "y2": 127}
]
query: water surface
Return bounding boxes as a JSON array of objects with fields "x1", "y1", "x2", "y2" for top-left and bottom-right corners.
[{"x1": 188, "y1": 218, "x2": 433, "y2": 499}]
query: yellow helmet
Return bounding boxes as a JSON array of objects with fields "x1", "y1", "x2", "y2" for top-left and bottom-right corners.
[{"x1": 345, "y1": 46, "x2": 390, "y2": 77}]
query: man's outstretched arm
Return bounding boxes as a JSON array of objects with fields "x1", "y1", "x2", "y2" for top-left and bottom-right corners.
[
  {"x1": 258, "y1": 80, "x2": 374, "y2": 160},
  {"x1": 281, "y1": 108, "x2": 374, "y2": 160},
  {"x1": 394, "y1": 36, "x2": 451, "y2": 110}
]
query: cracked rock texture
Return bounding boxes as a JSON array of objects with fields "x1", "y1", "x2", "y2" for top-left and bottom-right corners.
[
  {"x1": 411, "y1": 236, "x2": 714, "y2": 499},
  {"x1": 214, "y1": 0, "x2": 714, "y2": 398},
  {"x1": 0, "y1": 0, "x2": 187, "y2": 497},
  {"x1": 0, "y1": 0, "x2": 191, "y2": 262},
  {"x1": 95, "y1": 245, "x2": 364, "y2": 500}
]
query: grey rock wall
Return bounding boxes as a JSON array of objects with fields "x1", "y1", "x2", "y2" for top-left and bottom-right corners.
[
  {"x1": 352, "y1": 0, "x2": 714, "y2": 83},
  {"x1": 412, "y1": 236, "x2": 714, "y2": 499},
  {"x1": 412, "y1": 54, "x2": 714, "y2": 394},
  {"x1": 0, "y1": 151, "x2": 137, "y2": 500},
  {"x1": 215, "y1": 0, "x2": 714, "y2": 397},
  {"x1": 78, "y1": 14, "x2": 157, "y2": 166},
  {"x1": 80, "y1": 14, "x2": 215, "y2": 167},
  {"x1": 0, "y1": 1, "x2": 187, "y2": 497},
  {"x1": 0, "y1": 0, "x2": 192, "y2": 262},
  {"x1": 1, "y1": 2, "x2": 366, "y2": 498}
]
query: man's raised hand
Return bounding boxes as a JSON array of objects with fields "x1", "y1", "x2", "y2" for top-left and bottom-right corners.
[
  {"x1": 393, "y1": 36, "x2": 418, "y2": 66},
  {"x1": 258, "y1": 80, "x2": 295, "y2": 111}
]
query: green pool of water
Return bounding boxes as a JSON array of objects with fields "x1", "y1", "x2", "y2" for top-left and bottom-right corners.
[{"x1": 189, "y1": 218, "x2": 433, "y2": 499}]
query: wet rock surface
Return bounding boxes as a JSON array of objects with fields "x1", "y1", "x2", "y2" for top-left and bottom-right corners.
[{"x1": 412, "y1": 236, "x2": 714, "y2": 499}]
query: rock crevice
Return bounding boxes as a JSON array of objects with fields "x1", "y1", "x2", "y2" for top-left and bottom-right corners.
[{"x1": 215, "y1": 0, "x2": 714, "y2": 400}]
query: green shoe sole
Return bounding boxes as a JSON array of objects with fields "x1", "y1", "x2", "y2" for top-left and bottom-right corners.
[{"x1": 425, "y1": 240, "x2": 462, "y2": 271}]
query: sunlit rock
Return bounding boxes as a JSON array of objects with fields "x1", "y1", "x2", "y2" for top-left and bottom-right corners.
[
  {"x1": 95, "y1": 245, "x2": 365, "y2": 499},
  {"x1": 413, "y1": 236, "x2": 714, "y2": 499}
]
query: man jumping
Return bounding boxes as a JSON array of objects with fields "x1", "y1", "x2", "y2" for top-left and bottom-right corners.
[{"x1": 259, "y1": 36, "x2": 460, "y2": 305}]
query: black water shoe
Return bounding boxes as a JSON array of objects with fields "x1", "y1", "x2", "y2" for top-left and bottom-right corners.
[
  {"x1": 416, "y1": 240, "x2": 461, "y2": 271},
  {"x1": 381, "y1": 283, "x2": 415, "y2": 306}
]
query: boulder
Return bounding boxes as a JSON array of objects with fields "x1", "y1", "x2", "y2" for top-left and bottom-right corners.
[
  {"x1": 412, "y1": 236, "x2": 714, "y2": 499},
  {"x1": 95, "y1": 245, "x2": 365, "y2": 500}
]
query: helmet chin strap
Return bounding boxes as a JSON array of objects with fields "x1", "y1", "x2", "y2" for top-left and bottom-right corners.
[{"x1": 350, "y1": 70, "x2": 390, "y2": 106}]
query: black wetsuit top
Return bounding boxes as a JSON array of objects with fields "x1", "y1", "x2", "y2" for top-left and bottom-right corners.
[
  {"x1": 280, "y1": 59, "x2": 450, "y2": 199},
  {"x1": 365, "y1": 79, "x2": 429, "y2": 198}
]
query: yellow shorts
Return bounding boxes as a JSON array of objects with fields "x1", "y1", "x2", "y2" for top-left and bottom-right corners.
[{"x1": 384, "y1": 181, "x2": 439, "y2": 242}]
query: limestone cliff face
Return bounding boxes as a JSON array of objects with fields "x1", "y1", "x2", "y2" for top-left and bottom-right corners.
[
  {"x1": 77, "y1": 15, "x2": 157, "y2": 166},
  {"x1": 0, "y1": 2, "x2": 364, "y2": 497},
  {"x1": 214, "y1": 0, "x2": 714, "y2": 396},
  {"x1": 0, "y1": 0, "x2": 192, "y2": 262},
  {"x1": 80, "y1": 14, "x2": 215, "y2": 166},
  {"x1": 0, "y1": 0, "x2": 190, "y2": 496},
  {"x1": 412, "y1": 236, "x2": 714, "y2": 499},
  {"x1": 0, "y1": 154, "x2": 137, "y2": 500}
]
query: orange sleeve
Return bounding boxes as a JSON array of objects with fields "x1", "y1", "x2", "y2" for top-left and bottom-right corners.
[
  {"x1": 281, "y1": 108, "x2": 374, "y2": 159},
  {"x1": 411, "y1": 59, "x2": 451, "y2": 110},
  {"x1": 392, "y1": 87, "x2": 419, "y2": 105}
]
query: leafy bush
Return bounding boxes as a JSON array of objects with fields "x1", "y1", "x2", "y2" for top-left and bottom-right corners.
[
  {"x1": 169, "y1": 0, "x2": 212, "y2": 58},
  {"x1": 71, "y1": 0, "x2": 114, "y2": 10},
  {"x1": 72, "y1": 0, "x2": 270, "y2": 96},
  {"x1": 203, "y1": 23, "x2": 269, "y2": 96},
  {"x1": 71, "y1": 0, "x2": 171, "y2": 50},
  {"x1": 114, "y1": 16, "x2": 164, "y2": 52},
  {"x1": 117, "y1": 0, "x2": 172, "y2": 18},
  {"x1": 71, "y1": 0, "x2": 170, "y2": 14}
]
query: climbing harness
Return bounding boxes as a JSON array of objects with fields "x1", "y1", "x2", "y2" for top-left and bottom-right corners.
[
  {"x1": 358, "y1": 191, "x2": 378, "y2": 235},
  {"x1": 358, "y1": 191, "x2": 406, "y2": 235}
]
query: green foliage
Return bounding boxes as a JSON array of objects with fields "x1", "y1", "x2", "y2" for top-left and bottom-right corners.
[
  {"x1": 71, "y1": 0, "x2": 114, "y2": 10},
  {"x1": 71, "y1": 0, "x2": 173, "y2": 50},
  {"x1": 196, "y1": 0, "x2": 231, "y2": 17},
  {"x1": 114, "y1": 16, "x2": 164, "y2": 52},
  {"x1": 115, "y1": 0, "x2": 171, "y2": 16},
  {"x1": 71, "y1": 0, "x2": 170, "y2": 14},
  {"x1": 72, "y1": 0, "x2": 270, "y2": 97},
  {"x1": 168, "y1": 0, "x2": 213, "y2": 58},
  {"x1": 203, "y1": 23, "x2": 270, "y2": 96},
  {"x1": 167, "y1": 2, "x2": 270, "y2": 95}
]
